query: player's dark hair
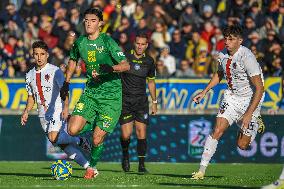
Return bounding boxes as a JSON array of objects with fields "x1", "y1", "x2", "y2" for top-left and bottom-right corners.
[
  {"x1": 84, "y1": 8, "x2": 103, "y2": 21},
  {"x1": 222, "y1": 24, "x2": 243, "y2": 38},
  {"x1": 135, "y1": 32, "x2": 149, "y2": 42},
  {"x1": 32, "y1": 40, "x2": 48, "y2": 52}
]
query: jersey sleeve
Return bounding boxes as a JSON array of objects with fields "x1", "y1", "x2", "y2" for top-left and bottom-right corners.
[
  {"x1": 69, "y1": 39, "x2": 80, "y2": 62},
  {"x1": 106, "y1": 35, "x2": 126, "y2": 64},
  {"x1": 243, "y1": 53, "x2": 262, "y2": 77},
  {"x1": 25, "y1": 74, "x2": 32, "y2": 95},
  {"x1": 147, "y1": 58, "x2": 156, "y2": 80},
  {"x1": 54, "y1": 68, "x2": 65, "y2": 88}
]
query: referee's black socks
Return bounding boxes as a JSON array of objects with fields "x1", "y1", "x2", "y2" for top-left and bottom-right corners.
[
  {"x1": 120, "y1": 138, "x2": 130, "y2": 158},
  {"x1": 137, "y1": 139, "x2": 147, "y2": 166}
]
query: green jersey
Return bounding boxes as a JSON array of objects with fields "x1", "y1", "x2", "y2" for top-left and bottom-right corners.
[
  {"x1": 70, "y1": 33, "x2": 126, "y2": 96},
  {"x1": 70, "y1": 33, "x2": 126, "y2": 133}
]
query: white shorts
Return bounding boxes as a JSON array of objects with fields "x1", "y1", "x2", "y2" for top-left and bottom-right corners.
[
  {"x1": 216, "y1": 90, "x2": 264, "y2": 141},
  {"x1": 39, "y1": 111, "x2": 66, "y2": 133}
]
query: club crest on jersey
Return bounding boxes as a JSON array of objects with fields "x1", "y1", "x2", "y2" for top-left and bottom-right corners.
[
  {"x1": 45, "y1": 74, "x2": 50, "y2": 82},
  {"x1": 232, "y1": 62, "x2": 237, "y2": 69},
  {"x1": 134, "y1": 64, "x2": 140, "y2": 70},
  {"x1": 75, "y1": 103, "x2": 84, "y2": 112}
]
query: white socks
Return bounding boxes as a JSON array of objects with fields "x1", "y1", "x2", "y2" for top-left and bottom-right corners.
[{"x1": 199, "y1": 135, "x2": 218, "y2": 173}]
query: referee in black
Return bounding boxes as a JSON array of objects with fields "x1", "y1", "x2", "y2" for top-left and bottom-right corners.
[{"x1": 119, "y1": 33, "x2": 157, "y2": 173}]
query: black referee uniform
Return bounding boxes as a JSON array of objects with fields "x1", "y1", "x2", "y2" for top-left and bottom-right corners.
[{"x1": 119, "y1": 49, "x2": 156, "y2": 172}]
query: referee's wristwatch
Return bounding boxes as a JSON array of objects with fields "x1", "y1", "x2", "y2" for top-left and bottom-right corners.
[{"x1": 152, "y1": 100, "x2": 158, "y2": 104}]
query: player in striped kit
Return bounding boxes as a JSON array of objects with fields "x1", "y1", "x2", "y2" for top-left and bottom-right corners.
[
  {"x1": 191, "y1": 25, "x2": 265, "y2": 179},
  {"x1": 21, "y1": 41, "x2": 91, "y2": 175}
]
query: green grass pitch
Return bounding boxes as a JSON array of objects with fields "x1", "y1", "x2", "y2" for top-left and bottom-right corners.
[{"x1": 0, "y1": 162, "x2": 281, "y2": 189}]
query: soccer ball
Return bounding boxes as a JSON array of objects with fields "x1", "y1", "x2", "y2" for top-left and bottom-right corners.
[{"x1": 51, "y1": 160, "x2": 72, "y2": 180}]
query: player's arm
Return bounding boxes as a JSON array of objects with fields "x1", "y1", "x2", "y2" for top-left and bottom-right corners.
[
  {"x1": 21, "y1": 95, "x2": 35, "y2": 126},
  {"x1": 241, "y1": 54, "x2": 264, "y2": 128},
  {"x1": 60, "y1": 39, "x2": 80, "y2": 101},
  {"x1": 62, "y1": 95, "x2": 69, "y2": 120},
  {"x1": 99, "y1": 36, "x2": 130, "y2": 74},
  {"x1": 148, "y1": 78, "x2": 157, "y2": 115},
  {"x1": 113, "y1": 59, "x2": 130, "y2": 72},
  {"x1": 193, "y1": 70, "x2": 224, "y2": 104}
]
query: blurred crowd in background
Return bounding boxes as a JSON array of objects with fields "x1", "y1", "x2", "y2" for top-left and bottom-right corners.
[{"x1": 0, "y1": 0, "x2": 284, "y2": 79}]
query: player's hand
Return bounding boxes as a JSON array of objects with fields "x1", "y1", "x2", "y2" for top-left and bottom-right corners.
[
  {"x1": 151, "y1": 103, "x2": 157, "y2": 115},
  {"x1": 193, "y1": 91, "x2": 206, "y2": 104},
  {"x1": 241, "y1": 112, "x2": 253, "y2": 130},
  {"x1": 99, "y1": 64, "x2": 114, "y2": 73},
  {"x1": 21, "y1": 111, "x2": 29, "y2": 126},
  {"x1": 92, "y1": 69, "x2": 100, "y2": 78},
  {"x1": 61, "y1": 108, "x2": 69, "y2": 121},
  {"x1": 60, "y1": 81, "x2": 69, "y2": 101}
]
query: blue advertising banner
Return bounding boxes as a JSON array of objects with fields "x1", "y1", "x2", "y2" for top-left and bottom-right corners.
[
  {"x1": 0, "y1": 78, "x2": 282, "y2": 111},
  {"x1": 0, "y1": 115, "x2": 283, "y2": 163}
]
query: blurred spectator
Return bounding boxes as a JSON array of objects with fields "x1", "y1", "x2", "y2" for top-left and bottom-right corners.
[
  {"x1": 112, "y1": 16, "x2": 134, "y2": 42},
  {"x1": 123, "y1": 0, "x2": 136, "y2": 18},
  {"x1": 169, "y1": 28, "x2": 187, "y2": 65},
  {"x1": 38, "y1": 21, "x2": 58, "y2": 48},
  {"x1": 175, "y1": 59, "x2": 196, "y2": 78},
  {"x1": 159, "y1": 46, "x2": 176, "y2": 76},
  {"x1": 247, "y1": 2, "x2": 264, "y2": 28},
  {"x1": 142, "y1": 0, "x2": 157, "y2": 18},
  {"x1": 119, "y1": 32, "x2": 132, "y2": 52},
  {"x1": 23, "y1": 20, "x2": 38, "y2": 48},
  {"x1": 132, "y1": 4, "x2": 145, "y2": 26},
  {"x1": 200, "y1": 21, "x2": 216, "y2": 47},
  {"x1": 156, "y1": 59, "x2": 170, "y2": 78},
  {"x1": 51, "y1": 47, "x2": 65, "y2": 67},
  {"x1": 229, "y1": 0, "x2": 248, "y2": 21},
  {"x1": 151, "y1": 22, "x2": 171, "y2": 50},
  {"x1": 178, "y1": 4, "x2": 200, "y2": 30},
  {"x1": 74, "y1": 64, "x2": 82, "y2": 78},
  {"x1": 134, "y1": 17, "x2": 152, "y2": 40},
  {"x1": 19, "y1": 0, "x2": 39, "y2": 21},
  {"x1": 195, "y1": 0, "x2": 217, "y2": 16},
  {"x1": 63, "y1": 31, "x2": 77, "y2": 55},
  {"x1": 186, "y1": 31, "x2": 208, "y2": 63},
  {"x1": 243, "y1": 16, "x2": 256, "y2": 40},
  {"x1": 199, "y1": 4, "x2": 219, "y2": 27},
  {"x1": 193, "y1": 46, "x2": 211, "y2": 77},
  {"x1": 244, "y1": 31, "x2": 264, "y2": 52},
  {"x1": 257, "y1": 17, "x2": 277, "y2": 39},
  {"x1": 210, "y1": 27, "x2": 225, "y2": 52},
  {"x1": 59, "y1": 63, "x2": 67, "y2": 74},
  {"x1": 147, "y1": 4, "x2": 173, "y2": 30},
  {"x1": 0, "y1": 3, "x2": 24, "y2": 29},
  {"x1": 181, "y1": 22, "x2": 194, "y2": 42},
  {"x1": 250, "y1": 45, "x2": 267, "y2": 76}
]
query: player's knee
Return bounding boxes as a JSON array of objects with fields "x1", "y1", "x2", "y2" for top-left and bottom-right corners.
[
  {"x1": 121, "y1": 134, "x2": 130, "y2": 141},
  {"x1": 237, "y1": 140, "x2": 249, "y2": 150},
  {"x1": 68, "y1": 125, "x2": 78, "y2": 136},
  {"x1": 93, "y1": 137, "x2": 103, "y2": 147},
  {"x1": 49, "y1": 135, "x2": 57, "y2": 143}
]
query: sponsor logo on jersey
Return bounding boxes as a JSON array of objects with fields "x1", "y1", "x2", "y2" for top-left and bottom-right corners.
[
  {"x1": 188, "y1": 118, "x2": 212, "y2": 158},
  {"x1": 87, "y1": 50, "x2": 96, "y2": 62},
  {"x1": 117, "y1": 52, "x2": 125, "y2": 57},
  {"x1": 134, "y1": 64, "x2": 140, "y2": 70},
  {"x1": 219, "y1": 102, "x2": 229, "y2": 114}
]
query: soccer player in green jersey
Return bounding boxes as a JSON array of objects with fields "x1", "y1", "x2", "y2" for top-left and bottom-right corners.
[{"x1": 60, "y1": 8, "x2": 130, "y2": 179}]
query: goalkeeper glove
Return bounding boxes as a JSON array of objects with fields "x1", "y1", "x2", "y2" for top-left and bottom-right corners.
[
  {"x1": 60, "y1": 81, "x2": 69, "y2": 101},
  {"x1": 99, "y1": 64, "x2": 114, "y2": 74}
]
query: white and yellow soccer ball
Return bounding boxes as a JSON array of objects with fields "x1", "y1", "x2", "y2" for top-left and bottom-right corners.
[{"x1": 51, "y1": 160, "x2": 72, "y2": 180}]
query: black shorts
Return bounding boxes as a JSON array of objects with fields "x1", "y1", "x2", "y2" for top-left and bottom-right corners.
[{"x1": 119, "y1": 95, "x2": 149, "y2": 125}]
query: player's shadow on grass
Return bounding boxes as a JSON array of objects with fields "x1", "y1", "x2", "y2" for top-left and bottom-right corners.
[
  {"x1": 0, "y1": 172, "x2": 81, "y2": 179},
  {"x1": 159, "y1": 183, "x2": 258, "y2": 189},
  {"x1": 153, "y1": 173, "x2": 223, "y2": 179}
]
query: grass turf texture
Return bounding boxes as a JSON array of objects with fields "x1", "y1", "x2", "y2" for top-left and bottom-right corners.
[{"x1": 0, "y1": 162, "x2": 281, "y2": 189}]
